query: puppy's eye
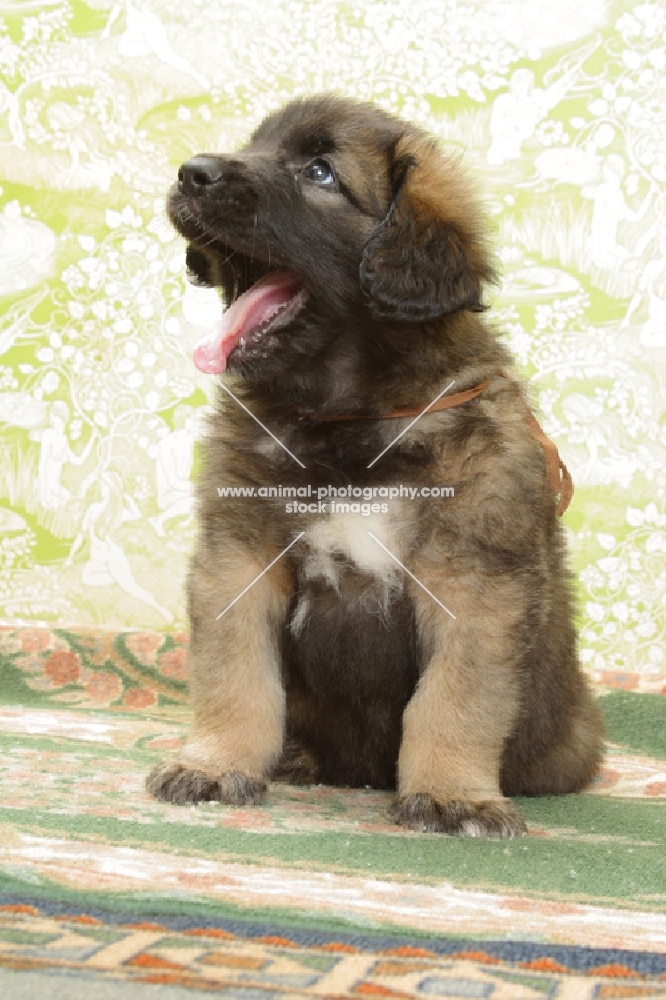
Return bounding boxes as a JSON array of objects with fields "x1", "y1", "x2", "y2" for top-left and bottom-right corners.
[{"x1": 302, "y1": 158, "x2": 336, "y2": 187}]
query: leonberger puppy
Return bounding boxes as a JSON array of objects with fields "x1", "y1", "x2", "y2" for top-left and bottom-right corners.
[{"x1": 147, "y1": 95, "x2": 604, "y2": 837}]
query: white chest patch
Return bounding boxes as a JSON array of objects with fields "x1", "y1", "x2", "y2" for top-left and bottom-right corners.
[
  {"x1": 290, "y1": 511, "x2": 405, "y2": 636},
  {"x1": 301, "y1": 511, "x2": 402, "y2": 589}
]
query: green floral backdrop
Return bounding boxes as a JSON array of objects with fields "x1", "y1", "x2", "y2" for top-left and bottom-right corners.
[{"x1": 0, "y1": 0, "x2": 664, "y2": 692}]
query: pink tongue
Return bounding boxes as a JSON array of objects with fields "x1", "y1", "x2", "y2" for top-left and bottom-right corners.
[{"x1": 193, "y1": 271, "x2": 302, "y2": 374}]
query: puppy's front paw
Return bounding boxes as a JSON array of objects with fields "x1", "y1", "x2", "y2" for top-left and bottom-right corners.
[
  {"x1": 394, "y1": 793, "x2": 527, "y2": 839},
  {"x1": 146, "y1": 762, "x2": 266, "y2": 806}
]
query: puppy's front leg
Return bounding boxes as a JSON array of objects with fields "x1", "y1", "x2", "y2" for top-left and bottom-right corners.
[
  {"x1": 147, "y1": 545, "x2": 291, "y2": 806},
  {"x1": 396, "y1": 570, "x2": 527, "y2": 838}
]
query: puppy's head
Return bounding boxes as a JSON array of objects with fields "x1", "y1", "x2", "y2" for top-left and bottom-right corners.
[{"x1": 168, "y1": 95, "x2": 495, "y2": 377}]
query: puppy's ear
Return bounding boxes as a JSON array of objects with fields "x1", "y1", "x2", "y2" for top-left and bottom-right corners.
[{"x1": 360, "y1": 138, "x2": 495, "y2": 322}]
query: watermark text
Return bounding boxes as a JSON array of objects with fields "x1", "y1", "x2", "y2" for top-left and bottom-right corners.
[{"x1": 217, "y1": 484, "x2": 454, "y2": 500}]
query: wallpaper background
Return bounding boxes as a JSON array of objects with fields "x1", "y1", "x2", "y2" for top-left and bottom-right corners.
[{"x1": 0, "y1": 0, "x2": 664, "y2": 692}]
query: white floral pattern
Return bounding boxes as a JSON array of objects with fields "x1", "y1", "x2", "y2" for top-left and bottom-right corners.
[{"x1": 0, "y1": 1, "x2": 663, "y2": 687}]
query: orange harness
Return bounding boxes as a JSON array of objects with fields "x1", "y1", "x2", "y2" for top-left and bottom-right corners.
[{"x1": 299, "y1": 373, "x2": 573, "y2": 515}]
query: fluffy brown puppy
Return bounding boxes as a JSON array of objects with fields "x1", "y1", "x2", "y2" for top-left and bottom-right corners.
[{"x1": 147, "y1": 95, "x2": 604, "y2": 838}]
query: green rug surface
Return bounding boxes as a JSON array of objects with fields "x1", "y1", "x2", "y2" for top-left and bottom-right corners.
[{"x1": 1, "y1": 627, "x2": 665, "y2": 998}]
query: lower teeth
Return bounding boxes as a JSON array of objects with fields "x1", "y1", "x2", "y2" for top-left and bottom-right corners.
[{"x1": 234, "y1": 300, "x2": 296, "y2": 357}]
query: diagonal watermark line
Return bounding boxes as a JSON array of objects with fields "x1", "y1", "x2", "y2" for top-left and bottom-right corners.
[
  {"x1": 218, "y1": 381, "x2": 306, "y2": 468},
  {"x1": 366, "y1": 532, "x2": 456, "y2": 620},
  {"x1": 366, "y1": 380, "x2": 456, "y2": 469},
  {"x1": 216, "y1": 532, "x2": 305, "y2": 619}
]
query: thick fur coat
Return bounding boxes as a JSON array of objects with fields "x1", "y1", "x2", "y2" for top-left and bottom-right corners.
[{"x1": 147, "y1": 96, "x2": 604, "y2": 838}]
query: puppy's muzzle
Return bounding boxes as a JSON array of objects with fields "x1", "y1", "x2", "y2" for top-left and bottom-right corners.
[{"x1": 178, "y1": 155, "x2": 226, "y2": 196}]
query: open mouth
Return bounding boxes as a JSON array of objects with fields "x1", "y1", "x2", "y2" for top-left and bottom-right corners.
[{"x1": 193, "y1": 270, "x2": 307, "y2": 374}]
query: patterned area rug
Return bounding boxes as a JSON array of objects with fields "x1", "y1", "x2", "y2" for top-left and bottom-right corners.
[{"x1": 1, "y1": 627, "x2": 665, "y2": 998}]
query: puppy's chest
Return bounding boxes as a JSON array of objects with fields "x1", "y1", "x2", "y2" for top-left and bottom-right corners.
[
  {"x1": 286, "y1": 510, "x2": 420, "y2": 702},
  {"x1": 295, "y1": 511, "x2": 403, "y2": 592}
]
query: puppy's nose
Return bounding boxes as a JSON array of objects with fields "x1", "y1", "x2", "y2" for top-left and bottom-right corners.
[{"x1": 178, "y1": 155, "x2": 225, "y2": 195}]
